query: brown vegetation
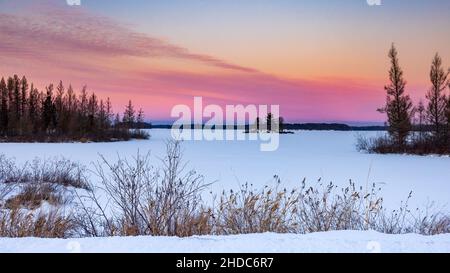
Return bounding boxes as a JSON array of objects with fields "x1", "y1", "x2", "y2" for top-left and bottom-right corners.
[{"x1": 1, "y1": 142, "x2": 448, "y2": 238}]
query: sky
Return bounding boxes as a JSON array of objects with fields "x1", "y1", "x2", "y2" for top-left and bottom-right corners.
[{"x1": 0, "y1": 0, "x2": 449, "y2": 123}]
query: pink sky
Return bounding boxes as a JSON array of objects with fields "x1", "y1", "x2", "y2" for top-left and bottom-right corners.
[{"x1": 0, "y1": 0, "x2": 449, "y2": 123}]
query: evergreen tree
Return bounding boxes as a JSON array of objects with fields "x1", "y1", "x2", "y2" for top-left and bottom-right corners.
[
  {"x1": 255, "y1": 117, "x2": 260, "y2": 131},
  {"x1": 87, "y1": 92, "x2": 98, "y2": 132},
  {"x1": 380, "y1": 44, "x2": 413, "y2": 146},
  {"x1": 78, "y1": 85, "x2": 88, "y2": 132},
  {"x1": 13, "y1": 75, "x2": 21, "y2": 122},
  {"x1": 106, "y1": 97, "x2": 113, "y2": 128},
  {"x1": 136, "y1": 108, "x2": 145, "y2": 129},
  {"x1": 123, "y1": 100, "x2": 135, "y2": 128},
  {"x1": 114, "y1": 113, "x2": 121, "y2": 129},
  {"x1": 6, "y1": 77, "x2": 15, "y2": 133},
  {"x1": 66, "y1": 85, "x2": 76, "y2": 113},
  {"x1": 42, "y1": 84, "x2": 56, "y2": 132},
  {"x1": 447, "y1": 81, "x2": 450, "y2": 137},
  {"x1": 425, "y1": 53, "x2": 448, "y2": 139},
  {"x1": 278, "y1": 117, "x2": 285, "y2": 133},
  {"x1": 266, "y1": 113, "x2": 273, "y2": 132},
  {"x1": 98, "y1": 100, "x2": 107, "y2": 130},
  {"x1": 55, "y1": 81, "x2": 65, "y2": 128},
  {"x1": 28, "y1": 84, "x2": 40, "y2": 133},
  {"x1": 0, "y1": 78, "x2": 8, "y2": 134},
  {"x1": 20, "y1": 76, "x2": 28, "y2": 118},
  {"x1": 0, "y1": 74, "x2": 148, "y2": 141},
  {"x1": 65, "y1": 84, "x2": 77, "y2": 133}
]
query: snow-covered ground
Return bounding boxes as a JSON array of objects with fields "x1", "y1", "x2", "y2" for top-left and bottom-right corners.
[
  {"x1": 0, "y1": 231, "x2": 449, "y2": 253},
  {"x1": 1, "y1": 129, "x2": 449, "y2": 253},
  {"x1": 0, "y1": 129, "x2": 449, "y2": 210}
]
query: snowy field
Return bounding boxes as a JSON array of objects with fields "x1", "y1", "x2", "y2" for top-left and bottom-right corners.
[
  {"x1": 0, "y1": 231, "x2": 449, "y2": 253},
  {"x1": 0, "y1": 129, "x2": 449, "y2": 210},
  {"x1": 1, "y1": 129, "x2": 450, "y2": 253}
]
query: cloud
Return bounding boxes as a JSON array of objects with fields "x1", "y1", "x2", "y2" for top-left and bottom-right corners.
[
  {"x1": 0, "y1": 0, "x2": 257, "y2": 73},
  {"x1": 0, "y1": 0, "x2": 385, "y2": 123}
]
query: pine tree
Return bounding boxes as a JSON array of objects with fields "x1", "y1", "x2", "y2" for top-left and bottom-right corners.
[
  {"x1": 425, "y1": 53, "x2": 448, "y2": 139},
  {"x1": 78, "y1": 85, "x2": 88, "y2": 132},
  {"x1": 278, "y1": 117, "x2": 285, "y2": 133},
  {"x1": 98, "y1": 100, "x2": 107, "y2": 130},
  {"x1": 114, "y1": 113, "x2": 121, "y2": 129},
  {"x1": 87, "y1": 92, "x2": 98, "y2": 132},
  {"x1": 106, "y1": 97, "x2": 113, "y2": 128},
  {"x1": 66, "y1": 85, "x2": 76, "y2": 113},
  {"x1": 42, "y1": 84, "x2": 56, "y2": 132},
  {"x1": 13, "y1": 75, "x2": 21, "y2": 121},
  {"x1": 20, "y1": 76, "x2": 28, "y2": 118},
  {"x1": 55, "y1": 81, "x2": 65, "y2": 128},
  {"x1": 6, "y1": 77, "x2": 16, "y2": 133},
  {"x1": 136, "y1": 108, "x2": 145, "y2": 129},
  {"x1": 0, "y1": 74, "x2": 148, "y2": 141},
  {"x1": 0, "y1": 78, "x2": 8, "y2": 134},
  {"x1": 447, "y1": 81, "x2": 450, "y2": 138},
  {"x1": 28, "y1": 84, "x2": 40, "y2": 133},
  {"x1": 380, "y1": 44, "x2": 413, "y2": 147},
  {"x1": 123, "y1": 100, "x2": 135, "y2": 129},
  {"x1": 266, "y1": 113, "x2": 273, "y2": 132},
  {"x1": 255, "y1": 117, "x2": 260, "y2": 131}
]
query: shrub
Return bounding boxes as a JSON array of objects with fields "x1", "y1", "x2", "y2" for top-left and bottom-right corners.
[
  {"x1": 0, "y1": 209, "x2": 74, "y2": 238},
  {"x1": 75, "y1": 140, "x2": 212, "y2": 237}
]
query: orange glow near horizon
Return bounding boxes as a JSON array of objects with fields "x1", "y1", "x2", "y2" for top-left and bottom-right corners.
[{"x1": 0, "y1": 0, "x2": 449, "y2": 123}]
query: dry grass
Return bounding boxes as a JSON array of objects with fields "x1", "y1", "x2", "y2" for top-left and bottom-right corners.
[
  {"x1": 213, "y1": 179, "x2": 298, "y2": 234},
  {"x1": 0, "y1": 156, "x2": 88, "y2": 210},
  {"x1": 5, "y1": 183, "x2": 63, "y2": 210},
  {"x1": 220, "y1": 179, "x2": 449, "y2": 235},
  {"x1": 1, "y1": 142, "x2": 449, "y2": 239},
  {"x1": 0, "y1": 209, "x2": 74, "y2": 238}
]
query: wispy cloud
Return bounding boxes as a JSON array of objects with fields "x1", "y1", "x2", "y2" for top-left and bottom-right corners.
[
  {"x1": 0, "y1": 0, "x2": 385, "y2": 122},
  {"x1": 0, "y1": 0, "x2": 257, "y2": 73}
]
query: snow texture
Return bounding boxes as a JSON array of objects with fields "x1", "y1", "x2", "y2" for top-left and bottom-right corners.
[{"x1": 0, "y1": 231, "x2": 449, "y2": 253}]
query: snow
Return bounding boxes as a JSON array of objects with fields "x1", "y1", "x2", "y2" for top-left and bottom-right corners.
[
  {"x1": 0, "y1": 231, "x2": 449, "y2": 253},
  {"x1": 0, "y1": 129, "x2": 449, "y2": 210},
  {"x1": 1, "y1": 129, "x2": 449, "y2": 253}
]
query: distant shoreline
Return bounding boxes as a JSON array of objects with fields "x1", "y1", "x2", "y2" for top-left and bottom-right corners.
[{"x1": 149, "y1": 123, "x2": 388, "y2": 131}]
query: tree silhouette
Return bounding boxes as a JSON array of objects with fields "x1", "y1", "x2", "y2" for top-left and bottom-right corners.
[
  {"x1": 426, "y1": 53, "x2": 448, "y2": 139},
  {"x1": 0, "y1": 74, "x2": 148, "y2": 141},
  {"x1": 380, "y1": 44, "x2": 413, "y2": 147}
]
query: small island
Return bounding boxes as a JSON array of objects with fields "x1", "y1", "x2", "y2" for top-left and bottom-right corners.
[{"x1": 246, "y1": 113, "x2": 294, "y2": 134}]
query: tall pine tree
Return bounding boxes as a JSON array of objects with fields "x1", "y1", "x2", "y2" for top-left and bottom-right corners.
[
  {"x1": 0, "y1": 78, "x2": 8, "y2": 134},
  {"x1": 123, "y1": 100, "x2": 135, "y2": 129},
  {"x1": 380, "y1": 44, "x2": 413, "y2": 147},
  {"x1": 425, "y1": 53, "x2": 448, "y2": 139}
]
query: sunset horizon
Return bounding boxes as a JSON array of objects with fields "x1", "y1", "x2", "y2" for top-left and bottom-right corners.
[
  {"x1": 1, "y1": 0, "x2": 450, "y2": 257},
  {"x1": 1, "y1": 0, "x2": 449, "y2": 123}
]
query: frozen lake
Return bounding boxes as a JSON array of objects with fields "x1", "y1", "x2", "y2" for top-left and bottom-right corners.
[{"x1": 0, "y1": 129, "x2": 449, "y2": 210}]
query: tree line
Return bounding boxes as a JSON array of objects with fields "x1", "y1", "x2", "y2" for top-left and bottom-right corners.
[
  {"x1": 0, "y1": 75, "x2": 148, "y2": 142},
  {"x1": 374, "y1": 44, "x2": 450, "y2": 154},
  {"x1": 252, "y1": 113, "x2": 286, "y2": 133}
]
